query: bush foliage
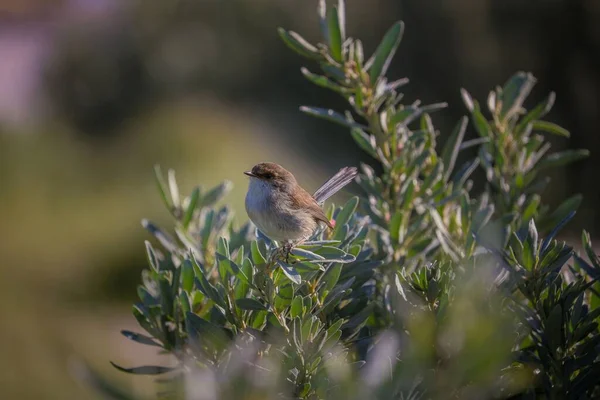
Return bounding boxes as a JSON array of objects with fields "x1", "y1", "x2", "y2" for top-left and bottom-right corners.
[{"x1": 94, "y1": 1, "x2": 599, "y2": 399}]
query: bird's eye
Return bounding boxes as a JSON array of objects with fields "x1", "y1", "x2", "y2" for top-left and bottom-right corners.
[{"x1": 263, "y1": 173, "x2": 273, "y2": 179}]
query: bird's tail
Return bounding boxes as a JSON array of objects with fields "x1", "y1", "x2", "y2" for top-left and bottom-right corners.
[{"x1": 313, "y1": 166, "x2": 358, "y2": 205}]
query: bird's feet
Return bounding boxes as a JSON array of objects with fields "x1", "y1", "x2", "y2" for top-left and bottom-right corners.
[{"x1": 282, "y1": 241, "x2": 293, "y2": 263}]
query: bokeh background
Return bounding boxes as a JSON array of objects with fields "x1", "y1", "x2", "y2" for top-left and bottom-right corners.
[{"x1": 1, "y1": 0, "x2": 599, "y2": 398}]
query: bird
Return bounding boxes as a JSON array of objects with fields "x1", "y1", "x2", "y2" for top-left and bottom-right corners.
[{"x1": 243, "y1": 162, "x2": 358, "y2": 249}]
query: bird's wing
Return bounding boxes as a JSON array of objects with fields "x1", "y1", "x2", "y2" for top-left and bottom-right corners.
[{"x1": 291, "y1": 186, "x2": 333, "y2": 229}]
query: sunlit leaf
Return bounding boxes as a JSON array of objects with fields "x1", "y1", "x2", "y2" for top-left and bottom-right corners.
[
  {"x1": 278, "y1": 28, "x2": 321, "y2": 59},
  {"x1": 368, "y1": 21, "x2": 404, "y2": 83}
]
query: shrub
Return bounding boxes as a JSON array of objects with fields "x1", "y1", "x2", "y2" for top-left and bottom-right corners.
[{"x1": 90, "y1": 1, "x2": 599, "y2": 399}]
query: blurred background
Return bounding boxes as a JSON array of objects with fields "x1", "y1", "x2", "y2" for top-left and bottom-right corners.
[{"x1": 0, "y1": 0, "x2": 599, "y2": 398}]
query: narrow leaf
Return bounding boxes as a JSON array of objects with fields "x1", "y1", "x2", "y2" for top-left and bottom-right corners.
[
  {"x1": 291, "y1": 295, "x2": 303, "y2": 318},
  {"x1": 153, "y1": 165, "x2": 173, "y2": 211},
  {"x1": 120, "y1": 330, "x2": 162, "y2": 348},
  {"x1": 337, "y1": 0, "x2": 346, "y2": 41},
  {"x1": 350, "y1": 128, "x2": 377, "y2": 159},
  {"x1": 368, "y1": 21, "x2": 404, "y2": 83},
  {"x1": 515, "y1": 92, "x2": 556, "y2": 133},
  {"x1": 167, "y1": 169, "x2": 180, "y2": 208},
  {"x1": 278, "y1": 28, "x2": 321, "y2": 59},
  {"x1": 110, "y1": 362, "x2": 175, "y2": 375},
  {"x1": 278, "y1": 261, "x2": 302, "y2": 284},
  {"x1": 531, "y1": 120, "x2": 570, "y2": 138},
  {"x1": 182, "y1": 187, "x2": 200, "y2": 229},
  {"x1": 142, "y1": 220, "x2": 178, "y2": 254},
  {"x1": 334, "y1": 197, "x2": 359, "y2": 228},
  {"x1": 537, "y1": 149, "x2": 589, "y2": 171},
  {"x1": 500, "y1": 71, "x2": 536, "y2": 119},
  {"x1": 236, "y1": 298, "x2": 268, "y2": 311},
  {"x1": 201, "y1": 181, "x2": 232, "y2": 207},
  {"x1": 301, "y1": 68, "x2": 347, "y2": 91},
  {"x1": 327, "y1": 6, "x2": 343, "y2": 61},
  {"x1": 317, "y1": 0, "x2": 328, "y2": 42},
  {"x1": 441, "y1": 116, "x2": 468, "y2": 181},
  {"x1": 300, "y1": 106, "x2": 365, "y2": 129},
  {"x1": 291, "y1": 247, "x2": 325, "y2": 261},
  {"x1": 144, "y1": 241, "x2": 159, "y2": 272}
]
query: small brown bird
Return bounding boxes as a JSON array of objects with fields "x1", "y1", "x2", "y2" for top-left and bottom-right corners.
[{"x1": 244, "y1": 162, "x2": 357, "y2": 244}]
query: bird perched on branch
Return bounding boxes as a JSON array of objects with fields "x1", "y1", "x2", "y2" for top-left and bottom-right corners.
[{"x1": 244, "y1": 162, "x2": 357, "y2": 256}]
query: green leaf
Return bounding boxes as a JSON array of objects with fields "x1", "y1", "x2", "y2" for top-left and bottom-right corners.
[
  {"x1": 317, "y1": 0, "x2": 328, "y2": 42},
  {"x1": 278, "y1": 261, "x2": 302, "y2": 284},
  {"x1": 441, "y1": 117, "x2": 468, "y2": 181},
  {"x1": 193, "y1": 273, "x2": 225, "y2": 308},
  {"x1": 500, "y1": 71, "x2": 536, "y2": 119},
  {"x1": 234, "y1": 258, "x2": 254, "y2": 299},
  {"x1": 179, "y1": 291, "x2": 191, "y2": 314},
  {"x1": 461, "y1": 89, "x2": 492, "y2": 138},
  {"x1": 515, "y1": 92, "x2": 555, "y2": 133},
  {"x1": 291, "y1": 295, "x2": 303, "y2": 318},
  {"x1": 144, "y1": 241, "x2": 159, "y2": 272},
  {"x1": 539, "y1": 194, "x2": 583, "y2": 233},
  {"x1": 274, "y1": 282, "x2": 294, "y2": 312},
  {"x1": 460, "y1": 88, "x2": 475, "y2": 112},
  {"x1": 278, "y1": 28, "x2": 322, "y2": 60},
  {"x1": 471, "y1": 109, "x2": 492, "y2": 138},
  {"x1": 251, "y1": 241, "x2": 267, "y2": 265},
  {"x1": 527, "y1": 219, "x2": 539, "y2": 258},
  {"x1": 334, "y1": 196, "x2": 359, "y2": 230},
  {"x1": 217, "y1": 237, "x2": 230, "y2": 258},
  {"x1": 536, "y1": 149, "x2": 589, "y2": 171},
  {"x1": 389, "y1": 106, "x2": 419, "y2": 127},
  {"x1": 153, "y1": 165, "x2": 173, "y2": 211},
  {"x1": 369, "y1": 21, "x2": 404, "y2": 83},
  {"x1": 540, "y1": 211, "x2": 575, "y2": 254},
  {"x1": 327, "y1": 6, "x2": 343, "y2": 61},
  {"x1": 181, "y1": 259, "x2": 194, "y2": 293},
  {"x1": 452, "y1": 159, "x2": 480, "y2": 188},
  {"x1": 201, "y1": 181, "x2": 232, "y2": 208},
  {"x1": 300, "y1": 106, "x2": 365, "y2": 129},
  {"x1": 217, "y1": 253, "x2": 241, "y2": 282},
  {"x1": 291, "y1": 248, "x2": 325, "y2": 261},
  {"x1": 310, "y1": 246, "x2": 356, "y2": 263},
  {"x1": 429, "y1": 208, "x2": 461, "y2": 261},
  {"x1": 167, "y1": 169, "x2": 180, "y2": 208},
  {"x1": 582, "y1": 230, "x2": 600, "y2": 269},
  {"x1": 236, "y1": 298, "x2": 268, "y2": 311},
  {"x1": 326, "y1": 319, "x2": 345, "y2": 339},
  {"x1": 531, "y1": 120, "x2": 570, "y2": 138},
  {"x1": 337, "y1": 0, "x2": 346, "y2": 41},
  {"x1": 110, "y1": 362, "x2": 176, "y2": 375},
  {"x1": 158, "y1": 275, "x2": 173, "y2": 316},
  {"x1": 132, "y1": 304, "x2": 158, "y2": 337},
  {"x1": 182, "y1": 187, "x2": 200, "y2": 229},
  {"x1": 120, "y1": 330, "x2": 162, "y2": 348},
  {"x1": 389, "y1": 211, "x2": 404, "y2": 243},
  {"x1": 185, "y1": 312, "x2": 230, "y2": 352},
  {"x1": 301, "y1": 68, "x2": 347, "y2": 91},
  {"x1": 322, "y1": 264, "x2": 343, "y2": 292},
  {"x1": 350, "y1": 128, "x2": 377, "y2": 159},
  {"x1": 142, "y1": 220, "x2": 178, "y2": 254},
  {"x1": 546, "y1": 304, "x2": 563, "y2": 355}
]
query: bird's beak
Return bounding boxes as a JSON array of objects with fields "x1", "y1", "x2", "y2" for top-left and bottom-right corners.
[{"x1": 244, "y1": 171, "x2": 255, "y2": 177}]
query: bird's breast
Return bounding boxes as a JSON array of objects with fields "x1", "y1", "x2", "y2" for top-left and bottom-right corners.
[{"x1": 245, "y1": 179, "x2": 314, "y2": 242}]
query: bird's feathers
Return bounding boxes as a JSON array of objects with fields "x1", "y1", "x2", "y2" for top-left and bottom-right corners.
[{"x1": 313, "y1": 166, "x2": 358, "y2": 205}]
